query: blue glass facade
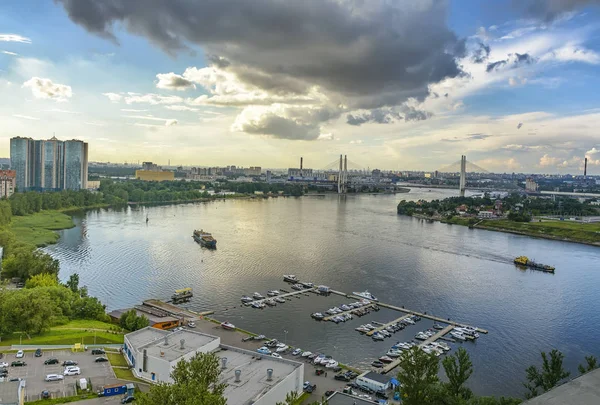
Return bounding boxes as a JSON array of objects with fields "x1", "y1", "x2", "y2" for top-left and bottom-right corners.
[{"x1": 9, "y1": 137, "x2": 33, "y2": 192}]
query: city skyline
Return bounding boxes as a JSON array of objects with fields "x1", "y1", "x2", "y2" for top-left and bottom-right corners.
[{"x1": 1, "y1": 1, "x2": 600, "y2": 172}]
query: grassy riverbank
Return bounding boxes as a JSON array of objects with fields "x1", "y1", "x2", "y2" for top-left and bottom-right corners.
[{"x1": 8, "y1": 210, "x2": 75, "y2": 247}]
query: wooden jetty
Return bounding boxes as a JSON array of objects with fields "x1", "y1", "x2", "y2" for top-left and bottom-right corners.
[
  {"x1": 366, "y1": 314, "x2": 412, "y2": 336},
  {"x1": 249, "y1": 288, "x2": 315, "y2": 306},
  {"x1": 323, "y1": 304, "x2": 375, "y2": 321}
]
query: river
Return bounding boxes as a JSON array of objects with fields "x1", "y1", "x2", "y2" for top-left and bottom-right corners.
[{"x1": 43, "y1": 189, "x2": 600, "y2": 398}]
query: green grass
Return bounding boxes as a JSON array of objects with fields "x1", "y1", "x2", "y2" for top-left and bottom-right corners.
[
  {"x1": 1, "y1": 322, "x2": 124, "y2": 346},
  {"x1": 52, "y1": 319, "x2": 120, "y2": 330},
  {"x1": 479, "y1": 219, "x2": 600, "y2": 244},
  {"x1": 112, "y1": 367, "x2": 146, "y2": 383},
  {"x1": 107, "y1": 352, "x2": 129, "y2": 368},
  {"x1": 441, "y1": 216, "x2": 473, "y2": 226},
  {"x1": 26, "y1": 393, "x2": 98, "y2": 405},
  {"x1": 9, "y1": 210, "x2": 75, "y2": 247}
]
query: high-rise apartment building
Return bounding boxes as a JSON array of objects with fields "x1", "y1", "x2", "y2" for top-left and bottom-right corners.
[
  {"x1": 0, "y1": 170, "x2": 16, "y2": 198},
  {"x1": 9, "y1": 136, "x2": 88, "y2": 191}
]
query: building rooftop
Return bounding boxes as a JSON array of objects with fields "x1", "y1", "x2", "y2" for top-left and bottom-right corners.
[
  {"x1": 125, "y1": 326, "x2": 169, "y2": 349},
  {"x1": 138, "y1": 329, "x2": 219, "y2": 363},
  {"x1": 521, "y1": 368, "x2": 600, "y2": 405},
  {"x1": 326, "y1": 391, "x2": 378, "y2": 405},
  {"x1": 360, "y1": 371, "x2": 391, "y2": 385},
  {"x1": 0, "y1": 381, "x2": 21, "y2": 404},
  {"x1": 216, "y1": 345, "x2": 302, "y2": 405},
  {"x1": 108, "y1": 308, "x2": 179, "y2": 327}
]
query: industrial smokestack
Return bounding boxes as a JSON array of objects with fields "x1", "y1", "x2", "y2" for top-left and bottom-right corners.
[
  {"x1": 585, "y1": 157, "x2": 588, "y2": 177},
  {"x1": 267, "y1": 368, "x2": 273, "y2": 381},
  {"x1": 234, "y1": 370, "x2": 241, "y2": 382},
  {"x1": 300, "y1": 157, "x2": 303, "y2": 170},
  {"x1": 221, "y1": 357, "x2": 228, "y2": 369}
]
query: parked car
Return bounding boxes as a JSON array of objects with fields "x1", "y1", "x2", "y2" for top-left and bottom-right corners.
[
  {"x1": 9, "y1": 377, "x2": 22, "y2": 382},
  {"x1": 0, "y1": 362, "x2": 8, "y2": 368},
  {"x1": 121, "y1": 396, "x2": 136, "y2": 403},
  {"x1": 15, "y1": 350, "x2": 24, "y2": 358},
  {"x1": 315, "y1": 369, "x2": 324, "y2": 376},
  {"x1": 62, "y1": 360, "x2": 78, "y2": 366},
  {"x1": 35, "y1": 349, "x2": 43, "y2": 357},
  {"x1": 11, "y1": 361, "x2": 26, "y2": 367},
  {"x1": 91, "y1": 349, "x2": 105, "y2": 355},
  {"x1": 0, "y1": 370, "x2": 8, "y2": 377},
  {"x1": 303, "y1": 381, "x2": 316, "y2": 393},
  {"x1": 376, "y1": 390, "x2": 389, "y2": 400},
  {"x1": 257, "y1": 347, "x2": 271, "y2": 355},
  {"x1": 325, "y1": 390, "x2": 335, "y2": 397},
  {"x1": 334, "y1": 374, "x2": 350, "y2": 382},
  {"x1": 41, "y1": 391, "x2": 50, "y2": 399},
  {"x1": 95, "y1": 357, "x2": 109, "y2": 363},
  {"x1": 64, "y1": 366, "x2": 81, "y2": 376},
  {"x1": 187, "y1": 321, "x2": 196, "y2": 328},
  {"x1": 45, "y1": 374, "x2": 64, "y2": 382},
  {"x1": 44, "y1": 358, "x2": 59, "y2": 365}
]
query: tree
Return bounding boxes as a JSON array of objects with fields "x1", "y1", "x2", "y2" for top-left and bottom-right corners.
[
  {"x1": 578, "y1": 356, "x2": 598, "y2": 375},
  {"x1": 276, "y1": 391, "x2": 299, "y2": 405},
  {"x1": 442, "y1": 347, "x2": 474, "y2": 400},
  {"x1": 2, "y1": 247, "x2": 60, "y2": 280},
  {"x1": 25, "y1": 273, "x2": 59, "y2": 288},
  {"x1": 524, "y1": 350, "x2": 570, "y2": 399},
  {"x1": 396, "y1": 346, "x2": 440, "y2": 405},
  {"x1": 66, "y1": 273, "x2": 80, "y2": 293},
  {"x1": 138, "y1": 352, "x2": 227, "y2": 405},
  {"x1": 119, "y1": 309, "x2": 149, "y2": 331}
]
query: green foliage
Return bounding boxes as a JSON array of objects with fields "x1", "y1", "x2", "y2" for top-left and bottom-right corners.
[
  {"x1": 507, "y1": 212, "x2": 532, "y2": 222},
  {"x1": 442, "y1": 347, "x2": 474, "y2": 400},
  {"x1": 276, "y1": 391, "x2": 299, "y2": 405},
  {"x1": 119, "y1": 309, "x2": 150, "y2": 331},
  {"x1": 524, "y1": 350, "x2": 570, "y2": 399},
  {"x1": 9, "y1": 189, "x2": 105, "y2": 215},
  {"x1": 578, "y1": 355, "x2": 598, "y2": 375},
  {"x1": 65, "y1": 273, "x2": 79, "y2": 293},
  {"x1": 138, "y1": 352, "x2": 227, "y2": 405},
  {"x1": 25, "y1": 273, "x2": 59, "y2": 288},
  {"x1": 2, "y1": 246, "x2": 59, "y2": 280},
  {"x1": 396, "y1": 346, "x2": 440, "y2": 405},
  {"x1": 0, "y1": 200, "x2": 12, "y2": 226}
]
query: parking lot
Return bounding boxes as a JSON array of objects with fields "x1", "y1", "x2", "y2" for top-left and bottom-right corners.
[{"x1": 1, "y1": 349, "x2": 118, "y2": 401}]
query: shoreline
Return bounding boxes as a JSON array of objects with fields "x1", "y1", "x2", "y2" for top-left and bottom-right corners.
[{"x1": 408, "y1": 213, "x2": 600, "y2": 247}]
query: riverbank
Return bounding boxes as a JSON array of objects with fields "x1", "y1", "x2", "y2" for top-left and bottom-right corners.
[
  {"x1": 410, "y1": 214, "x2": 600, "y2": 246},
  {"x1": 9, "y1": 210, "x2": 76, "y2": 247}
]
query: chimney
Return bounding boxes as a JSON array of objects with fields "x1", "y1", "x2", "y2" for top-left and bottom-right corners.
[
  {"x1": 180, "y1": 339, "x2": 185, "y2": 350},
  {"x1": 266, "y1": 368, "x2": 273, "y2": 381},
  {"x1": 221, "y1": 357, "x2": 228, "y2": 369},
  {"x1": 585, "y1": 157, "x2": 588, "y2": 177},
  {"x1": 234, "y1": 370, "x2": 241, "y2": 382},
  {"x1": 300, "y1": 157, "x2": 303, "y2": 170},
  {"x1": 163, "y1": 336, "x2": 169, "y2": 346}
]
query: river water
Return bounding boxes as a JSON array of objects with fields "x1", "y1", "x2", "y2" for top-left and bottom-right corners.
[{"x1": 43, "y1": 189, "x2": 600, "y2": 397}]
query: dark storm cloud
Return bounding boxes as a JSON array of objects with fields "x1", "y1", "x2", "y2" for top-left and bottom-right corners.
[
  {"x1": 56, "y1": 0, "x2": 464, "y2": 104},
  {"x1": 472, "y1": 42, "x2": 491, "y2": 64},
  {"x1": 237, "y1": 113, "x2": 321, "y2": 140},
  {"x1": 517, "y1": 0, "x2": 600, "y2": 22},
  {"x1": 346, "y1": 109, "x2": 402, "y2": 126},
  {"x1": 487, "y1": 53, "x2": 535, "y2": 72}
]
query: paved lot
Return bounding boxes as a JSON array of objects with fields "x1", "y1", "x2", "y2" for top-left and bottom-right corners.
[{"x1": 2, "y1": 349, "x2": 117, "y2": 401}]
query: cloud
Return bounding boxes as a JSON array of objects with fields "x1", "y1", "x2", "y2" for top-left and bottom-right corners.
[
  {"x1": 540, "y1": 44, "x2": 600, "y2": 64},
  {"x1": 44, "y1": 108, "x2": 80, "y2": 114},
  {"x1": 12, "y1": 114, "x2": 39, "y2": 120},
  {"x1": 155, "y1": 72, "x2": 196, "y2": 91},
  {"x1": 57, "y1": 0, "x2": 465, "y2": 140},
  {"x1": 539, "y1": 153, "x2": 562, "y2": 167},
  {"x1": 120, "y1": 108, "x2": 147, "y2": 112},
  {"x1": 123, "y1": 114, "x2": 179, "y2": 126},
  {"x1": 0, "y1": 34, "x2": 31, "y2": 43},
  {"x1": 517, "y1": 0, "x2": 600, "y2": 22},
  {"x1": 165, "y1": 105, "x2": 199, "y2": 112},
  {"x1": 350, "y1": 140, "x2": 363, "y2": 144},
  {"x1": 22, "y1": 77, "x2": 73, "y2": 102},
  {"x1": 509, "y1": 76, "x2": 527, "y2": 86},
  {"x1": 317, "y1": 133, "x2": 334, "y2": 141},
  {"x1": 586, "y1": 147, "x2": 600, "y2": 156},
  {"x1": 486, "y1": 53, "x2": 535, "y2": 72},
  {"x1": 165, "y1": 119, "x2": 178, "y2": 126},
  {"x1": 346, "y1": 109, "x2": 402, "y2": 126},
  {"x1": 472, "y1": 42, "x2": 491, "y2": 63},
  {"x1": 103, "y1": 92, "x2": 122, "y2": 102},
  {"x1": 441, "y1": 133, "x2": 492, "y2": 142},
  {"x1": 1, "y1": 50, "x2": 18, "y2": 56},
  {"x1": 124, "y1": 93, "x2": 183, "y2": 105}
]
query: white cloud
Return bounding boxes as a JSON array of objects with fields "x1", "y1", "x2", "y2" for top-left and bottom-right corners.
[
  {"x1": 540, "y1": 44, "x2": 600, "y2": 64},
  {"x1": 165, "y1": 119, "x2": 178, "y2": 126},
  {"x1": 317, "y1": 133, "x2": 334, "y2": 141},
  {"x1": 12, "y1": 114, "x2": 39, "y2": 120},
  {"x1": 0, "y1": 34, "x2": 31, "y2": 44},
  {"x1": 123, "y1": 114, "x2": 179, "y2": 126},
  {"x1": 508, "y1": 76, "x2": 527, "y2": 86},
  {"x1": 103, "y1": 92, "x2": 122, "y2": 102},
  {"x1": 539, "y1": 154, "x2": 562, "y2": 167},
  {"x1": 44, "y1": 108, "x2": 80, "y2": 114},
  {"x1": 84, "y1": 121, "x2": 105, "y2": 126},
  {"x1": 22, "y1": 77, "x2": 72, "y2": 102},
  {"x1": 125, "y1": 93, "x2": 183, "y2": 105},
  {"x1": 350, "y1": 140, "x2": 363, "y2": 144},
  {"x1": 165, "y1": 105, "x2": 198, "y2": 112},
  {"x1": 120, "y1": 108, "x2": 147, "y2": 112},
  {"x1": 586, "y1": 147, "x2": 600, "y2": 156},
  {"x1": 1, "y1": 50, "x2": 18, "y2": 56},
  {"x1": 156, "y1": 72, "x2": 196, "y2": 91}
]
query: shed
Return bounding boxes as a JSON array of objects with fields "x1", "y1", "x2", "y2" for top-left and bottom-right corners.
[
  {"x1": 102, "y1": 383, "x2": 127, "y2": 397},
  {"x1": 355, "y1": 371, "x2": 391, "y2": 392}
]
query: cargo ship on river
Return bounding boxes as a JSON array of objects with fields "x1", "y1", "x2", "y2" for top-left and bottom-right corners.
[
  {"x1": 514, "y1": 256, "x2": 555, "y2": 273},
  {"x1": 193, "y1": 229, "x2": 217, "y2": 249}
]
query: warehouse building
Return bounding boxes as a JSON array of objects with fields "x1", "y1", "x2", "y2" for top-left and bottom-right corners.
[
  {"x1": 123, "y1": 327, "x2": 304, "y2": 405},
  {"x1": 0, "y1": 380, "x2": 24, "y2": 405}
]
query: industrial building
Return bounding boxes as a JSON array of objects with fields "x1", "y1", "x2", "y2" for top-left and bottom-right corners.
[
  {"x1": 0, "y1": 380, "x2": 24, "y2": 405},
  {"x1": 0, "y1": 170, "x2": 16, "y2": 198},
  {"x1": 123, "y1": 327, "x2": 304, "y2": 405}
]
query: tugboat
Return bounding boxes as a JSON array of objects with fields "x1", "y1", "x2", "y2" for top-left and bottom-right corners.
[
  {"x1": 172, "y1": 288, "x2": 193, "y2": 302},
  {"x1": 193, "y1": 229, "x2": 217, "y2": 249},
  {"x1": 514, "y1": 256, "x2": 555, "y2": 273}
]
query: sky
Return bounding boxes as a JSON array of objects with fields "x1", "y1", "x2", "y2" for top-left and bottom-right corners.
[{"x1": 1, "y1": 0, "x2": 600, "y2": 173}]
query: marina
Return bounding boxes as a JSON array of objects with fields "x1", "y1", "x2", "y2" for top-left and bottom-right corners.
[
  {"x1": 365, "y1": 314, "x2": 412, "y2": 336},
  {"x1": 322, "y1": 304, "x2": 375, "y2": 321}
]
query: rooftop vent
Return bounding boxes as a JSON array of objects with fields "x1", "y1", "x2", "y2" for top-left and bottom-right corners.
[
  {"x1": 163, "y1": 336, "x2": 169, "y2": 346},
  {"x1": 221, "y1": 357, "x2": 228, "y2": 369},
  {"x1": 234, "y1": 369, "x2": 241, "y2": 382},
  {"x1": 180, "y1": 339, "x2": 185, "y2": 350},
  {"x1": 266, "y1": 368, "x2": 273, "y2": 381}
]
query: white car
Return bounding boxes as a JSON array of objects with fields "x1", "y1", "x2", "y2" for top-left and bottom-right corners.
[
  {"x1": 15, "y1": 350, "x2": 24, "y2": 358},
  {"x1": 271, "y1": 353, "x2": 282, "y2": 359},
  {"x1": 45, "y1": 374, "x2": 64, "y2": 382},
  {"x1": 187, "y1": 321, "x2": 196, "y2": 328},
  {"x1": 64, "y1": 366, "x2": 81, "y2": 376},
  {"x1": 0, "y1": 362, "x2": 8, "y2": 368}
]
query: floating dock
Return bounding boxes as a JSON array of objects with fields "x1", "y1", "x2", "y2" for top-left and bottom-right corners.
[
  {"x1": 322, "y1": 304, "x2": 375, "y2": 321},
  {"x1": 366, "y1": 314, "x2": 412, "y2": 336},
  {"x1": 248, "y1": 288, "x2": 316, "y2": 306}
]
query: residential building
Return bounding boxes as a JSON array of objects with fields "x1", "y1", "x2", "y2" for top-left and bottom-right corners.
[
  {"x1": 0, "y1": 170, "x2": 16, "y2": 198},
  {"x1": 123, "y1": 327, "x2": 304, "y2": 405},
  {"x1": 135, "y1": 170, "x2": 175, "y2": 181},
  {"x1": 525, "y1": 177, "x2": 538, "y2": 192},
  {"x1": 9, "y1": 136, "x2": 88, "y2": 191},
  {"x1": 478, "y1": 210, "x2": 494, "y2": 219}
]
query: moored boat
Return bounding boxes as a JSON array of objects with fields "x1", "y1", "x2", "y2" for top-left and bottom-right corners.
[
  {"x1": 172, "y1": 287, "x2": 193, "y2": 301},
  {"x1": 352, "y1": 290, "x2": 379, "y2": 301},
  {"x1": 274, "y1": 297, "x2": 286, "y2": 303},
  {"x1": 283, "y1": 275, "x2": 298, "y2": 283},
  {"x1": 241, "y1": 296, "x2": 253, "y2": 303},
  {"x1": 192, "y1": 229, "x2": 217, "y2": 248},
  {"x1": 221, "y1": 321, "x2": 235, "y2": 330},
  {"x1": 378, "y1": 356, "x2": 394, "y2": 363},
  {"x1": 253, "y1": 292, "x2": 265, "y2": 300}
]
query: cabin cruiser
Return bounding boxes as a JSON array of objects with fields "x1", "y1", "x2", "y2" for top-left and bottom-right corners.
[
  {"x1": 403, "y1": 318, "x2": 415, "y2": 325},
  {"x1": 265, "y1": 299, "x2": 277, "y2": 306},
  {"x1": 283, "y1": 275, "x2": 298, "y2": 283},
  {"x1": 364, "y1": 324, "x2": 376, "y2": 330},
  {"x1": 372, "y1": 332, "x2": 385, "y2": 341},
  {"x1": 432, "y1": 323, "x2": 444, "y2": 330},
  {"x1": 343, "y1": 313, "x2": 353, "y2": 321},
  {"x1": 251, "y1": 301, "x2": 265, "y2": 309},
  {"x1": 253, "y1": 292, "x2": 265, "y2": 300},
  {"x1": 371, "y1": 360, "x2": 384, "y2": 368},
  {"x1": 276, "y1": 345, "x2": 289, "y2": 353},
  {"x1": 311, "y1": 312, "x2": 325, "y2": 320},
  {"x1": 450, "y1": 331, "x2": 466, "y2": 341},
  {"x1": 301, "y1": 282, "x2": 314, "y2": 288},
  {"x1": 381, "y1": 330, "x2": 391, "y2": 338},
  {"x1": 430, "y1": 342, "x2": 451, "y2": 352},
  {"x1": 332, "y1": 316, "x2": 345, "y2": 323},
  {"x1": 267, "y1": 290, "x2": 280, "y2": 296},
  {"x1": 355, "y1": 326, "x2": 370, "y2": 333},
  {"x1": 325, "y1": 360, "x2": 339, "y2": 368},
  {"x1": 266, "y1": 339, "x2": 279, "y2": 347},
  {"x1": 353, "y1": 290, "x2": 378, "y2": 301},
  {"x1": 221, "y1": 321, "x2": 235, "y2": 330},
  {"x1": 313, "y1": 355, "x2": 325, "y2": 364},
  {"x1": 412, "y1": 315, "x2": 421, "y2": 322},
  {"x1": 340, "y1": 304, "x2": 352, "y2": 311},
  {"x1": 386, "y1": 350, "x2": 402, "y2": 358},
  {"x1": 291, "y1": 284, "x2": 304, "y2": 291},
  {"x1": 255, "y1": 335, "x2": 266, "y2": 340},
  {"x1": 415, "y1": 332, "x2": 429, "y2": 340},
  {"x1": 274, "y1": 297, "x2": 286, "y2": 303},
  {"x1": 292, "y1": 348, "x2": 302, "y2": 356},
  {"x1": 378, "y1": 356, "x2": 394, "y2": 363},
  {"x1": 241, "y1": 296, "x2": 253, "y2": 303},
  {"x1": 308, "y1": 353, "x2": 318, "y2": 360},
  {"x1": 301, "y1": 351, "x2": 312, "y2": 357},
  {"x1": 455, "y1": 327, "x2": 479, "y2": 338}
]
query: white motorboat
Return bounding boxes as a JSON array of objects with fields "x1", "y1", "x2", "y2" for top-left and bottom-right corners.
[
  {"x1": 301, "y1": 351, "x2": 312, "y2": 357},
  {"x1": 325, "y1": 360, "x2": 339, "y2": 368},
  {"x1": 386, "y1": 350, "x2": 402, "y2": 358},
  {"x1": 241, "y1": 296, "x2": 253, "y2": 303},
  {"x1": 267, "y1": 290, "x2": 280, "y2": 296},
  {"x1": 221, "y1": 321, "x2": 235, "y2": 330},
  {"x1": 415, "y1": 332, "x2": 429, "y2": 340},
  {"x1": 340, "y1": 304, "x2": 352, "y2": 311},
  {"x1": 451, "y1": 331, "x2": 466, "y2": 341},
  {"x1": 313, "y1": 355, "x2": 326, "y2": 364},
  {"x1": 403, "y1": 318, "x2": 415, "y2": 325},
  {"x1": 355, "y1": 326, "x2": 370, "y2": 333},
  {"x1": 353, "y1": 290, "x2": 378, "y2": 301},
  {"x1": 291, "y1": 283, "x2": 304, "y2": 290},
  {"x1": 364, "y1": 324, "x2": 376, "y2": 330},
  {"x1": 435, "y1": 342, "x2": 451, "y2": 351},
  {"x1": 265, "y1": 299, "x2": 277, "y2": 306},
  {"x1": 381, "y1": 330, "x2": 391, "y2": 338},
  {"x1": 455, "y1": 327, "x2": 479, "y2": 338},
  {"x1": 253, "y1": 292, "x2": 265, "y2": 300},
  {"x1": 283, "y1": 275, "x2": 298, "y2": 282},
  {"x1": 292, "y1": 348, "x2": 302, "y2": 356},
  {"x1": 251, "y1": 301, "x2": 265, "y2": 308},
  {"x1": 372, "y1": 332, "x2": 385, "y2": 341},
  {"x1": 301, "y1": 282, "x2": 314, "y2": 288},
  {"x1": 276, "y1": 345, "x2": 289, "y2": 353},
  {"x1": 274, "y1": 297, "x2": 286, "y2": 303}
]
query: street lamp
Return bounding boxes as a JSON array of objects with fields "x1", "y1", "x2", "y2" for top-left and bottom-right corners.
[{"x1": 284, "y1": 330, "x2": 288, "y2": 346}]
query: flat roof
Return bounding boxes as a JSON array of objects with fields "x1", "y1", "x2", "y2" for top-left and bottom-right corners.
[
  {"x1": 138, "y1": 329, "x2": 219, "y2": 363},
  {"x1": 216, "y1": 345, "x2": 302, "y2": 405},
  {"x1": 125, "y1": 327, "x2": 169, "y2": 349},
  {"x1": 360, "y1": 371, "x2": 391, "y2": 385},
  {"x1": 327, "y1": 392, "x2": 378, "y2": 405},
  {"x1": 108, "y1": 308, "x2": 179, "y2": 326},
  {"x1": 521, "y1": 368, "x2": 600, "y2": 405},
  {"x1": 0, "y1": 381, "x2": 20, "y2": 404}
]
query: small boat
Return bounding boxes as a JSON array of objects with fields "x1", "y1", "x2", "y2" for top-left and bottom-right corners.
[
  {"x1": 274, "y1": 297, "x2": 286, "y2": 303},
  {"x1": 253, "y1": 292, "x2": 265, "y2": 300},
  {"x1": 340, "y1": 304, "x2": 352, "y2": 311},
  {"x1": 386, "y1": 350, "x2": 402, "y2": 358},
  {"x1": 353, "y1": 290, "x2": 378, "y2": 301},
  {"x1": 455, "y1": 327, "x2": 479, "y2": 338},
  {"x1": 301, "y1": 351, "x2": 312, "y2": 357},
  {"x1": 371, "y1": 361, "x2": 384, "y2": 368},
  {"x1": 311, "y1": 312, "x2": 325, "y2": 320},
  {"x1": 265, "y1": 299, "x2": 277, "y2": 306},
  {"x1": 313, "y1": 355, "x2": 326, "y2": 364},
  {"x1": 255, "y1": 335, "x2": 266, "y2": 340},
  {"x1": 283, "y1": 275, "x2": 298, "y2": 283},
  {"x1": 403, "y1": 318, "x2": 415, "y2": 325},
  {"x1": 251, "y1": 301, "x2": 265, "y2": 309},
  {"x1": 412, "y1": 315, "x2": 421, "y2": 322},
  {"x1": 355, "y1": 326, "x2": 370, "y2": 333},
  {"x1": 291, "y1": 284, "x2": 304, "y2": 291},
  {"x1": 325, "y1": 360, "x2": 339, "y2": 368},
  {"x1": 364, "y1": 324, "x2": 376, "y2": 330},
  {"x1": 415, "y1": 332, "x2": 428, "y2": 341},
  {"x1": 292, "y1": 348, "x2": 302, "y2": 356},
  {"x1": 450, "y1": 331, "x2": 466, "y2": 341},
  {"x1": 301, "y1": 282, "x2": 314, "y2": 288},
  {"x1": 308, "y1": 353, "x2": 318, "y2": 360},
  {"x1": 372, "y1": 333, "x2": 385, "y2": 341},
  {"x1": 221, "y1": 321, "x2": 235, "y2": 330},
  {"x1": 381, "y1": 330, "x2": 391, "y2": 338},
  {"x1": 378, "y1": 356, "x2": 394, "y2": 363},
  {"x1": 432, "y1": 323, "x2": 444, "y2": 330},
  {"x1": 267, "y1": 290, "x2": 280, "y2": 296},
  {"x1": 172, "y1": 287, "x2": 193, "y2": 301},
  {"x1": 276, "y1": 345, "x2": 289, "y2": 353},
  {"x1": 241, "y1": 296, "x2": 253, "y2": 303}
]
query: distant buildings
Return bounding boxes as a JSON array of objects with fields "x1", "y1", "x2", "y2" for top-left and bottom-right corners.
[
  {"x1": 134, "y1": 161, "x2": 175, "y2": 181},
  {"x1": 525, "y1": 177, "x2": 539, "y2": 192},
  {"x1": 0, "y1": 170, "x2": 16, "y2": 198},
  {"x1": 9, "y1": 136, "x2": 88, "y2": 191}
]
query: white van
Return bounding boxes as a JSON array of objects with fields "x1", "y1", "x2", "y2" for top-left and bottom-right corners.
[
  {"x1": 64, "y1": 367, "x2": 81, "y2": 376},
  {"x1": 45, "y1": 374, "x2": 64, "y2": 382}
]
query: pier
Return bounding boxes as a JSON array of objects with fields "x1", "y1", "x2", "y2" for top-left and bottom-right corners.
[
  {"x1": 366, "y1": 314, "x2": 412, "y2": 336},
  {"x1": 322, "y1": 304, "x2": 375, "y2": 321},
  {"x1": 249, "y1": 288, "x2": 315, "y2": 306}
]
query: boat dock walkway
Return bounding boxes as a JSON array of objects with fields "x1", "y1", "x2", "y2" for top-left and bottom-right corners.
[
  {"x1": 249, "y1": 288, "x2": 315, "y2": 306},
  {"x1": 366, "y1": 314, "x2": 412, "y2": 336},
  {"x1": 323, "y1": 304, "x2": 375, "y2": 322},
  {"x1": 381, "y1": 325, "x2": 455, "y2": 374},
  {"x1": 143, "y1": 299, "x2": 213, "y2": 319}
]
